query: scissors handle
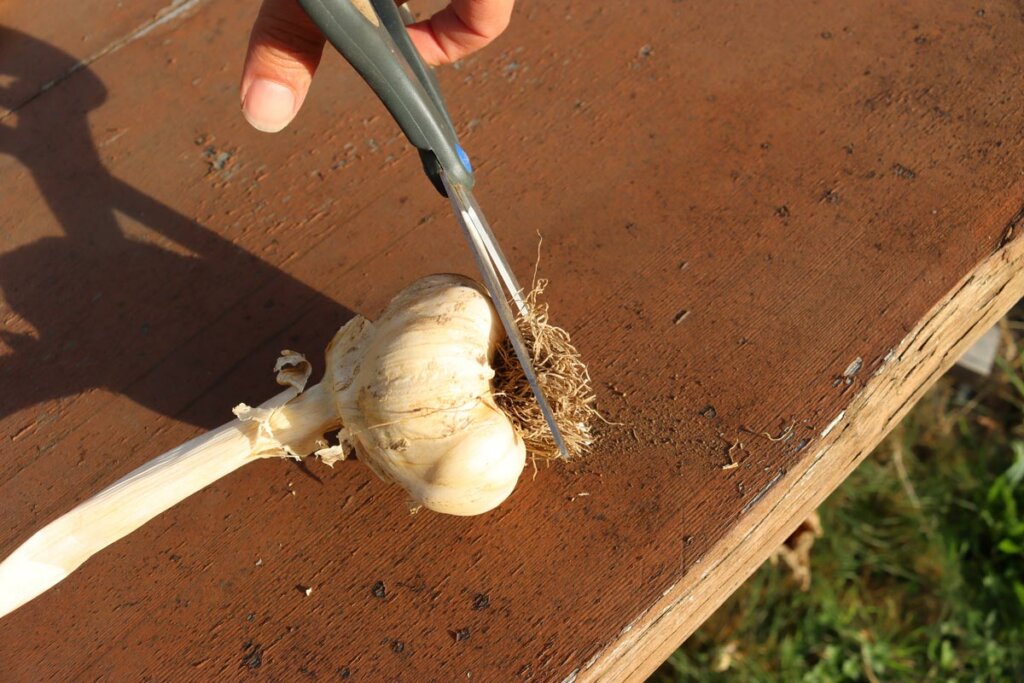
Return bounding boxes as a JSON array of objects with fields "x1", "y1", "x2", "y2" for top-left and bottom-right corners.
[{"x1": 298, "y1": 0, "x2": 474, "y2": 192}]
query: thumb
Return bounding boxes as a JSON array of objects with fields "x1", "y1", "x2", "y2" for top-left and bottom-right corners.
[{"x1": 241, "y1": 0, "x2": 326, "y2": 133}]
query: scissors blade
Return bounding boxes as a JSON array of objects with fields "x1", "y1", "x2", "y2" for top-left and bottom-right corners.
[
  {"x1": 439, "y1": 172, "x2": 570, "y2": 459},
  {"x1": 454, "y1": 191, "x2": 528, "y2": 316}
]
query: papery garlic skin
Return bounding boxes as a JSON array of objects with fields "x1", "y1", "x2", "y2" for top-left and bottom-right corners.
[{"x1": 326, "y1": 274, "x2": 527, "y2": 515}]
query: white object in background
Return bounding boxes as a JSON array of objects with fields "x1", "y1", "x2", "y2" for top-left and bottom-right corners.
[{"x1": 955, "y1": 325, "x2": 1001, "y2": 376}]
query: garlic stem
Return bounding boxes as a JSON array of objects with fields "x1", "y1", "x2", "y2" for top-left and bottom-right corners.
[{"x1": 0, "y1": 383, "x2": 339, "y2": 618}]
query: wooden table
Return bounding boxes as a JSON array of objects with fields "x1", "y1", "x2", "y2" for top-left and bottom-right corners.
[{"x1": 2, "y1": 1, "x2": 1023, "y2": 680}]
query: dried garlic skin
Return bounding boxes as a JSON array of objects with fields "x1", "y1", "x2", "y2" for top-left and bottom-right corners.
[{"x1": 326, "y1": 274, "x2": 526, "y2": 515}]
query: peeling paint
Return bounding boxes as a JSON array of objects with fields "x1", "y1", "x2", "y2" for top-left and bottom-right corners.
[
  {"x1": 618, "y1": 613, "x2": 644, "y2": 636},
  {"x1": 821, "y1": 411, "x2": 846, "y2": 437}
]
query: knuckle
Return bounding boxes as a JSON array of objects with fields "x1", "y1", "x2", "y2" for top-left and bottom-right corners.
[
  {"x1": 250, "y1": 0, "x2": 325, "y2": 58},
  {"x1": 251, "y1": 18, "x2": 324, "y2": 56}
]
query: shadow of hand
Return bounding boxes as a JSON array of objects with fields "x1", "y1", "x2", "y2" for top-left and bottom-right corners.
[{"x1": 0, "y1": 26, "x2": 353, "y2": 429}]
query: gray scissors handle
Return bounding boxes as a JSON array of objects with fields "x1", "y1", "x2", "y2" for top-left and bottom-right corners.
[{"x1": 297, "y1": 0, "x2": 474, "y2": 192}]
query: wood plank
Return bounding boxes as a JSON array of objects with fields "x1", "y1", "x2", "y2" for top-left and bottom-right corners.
[
  {"x1": 1, "y1": 0, "x2": 1023, "y2": 680},
  {"x1": 602, "y1": 242, "x2": 1024, "y2": 681}
]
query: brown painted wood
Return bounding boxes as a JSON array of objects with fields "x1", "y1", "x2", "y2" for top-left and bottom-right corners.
[{"x1": 2, "y1": 0, "x2": 1023, "y2": 680}]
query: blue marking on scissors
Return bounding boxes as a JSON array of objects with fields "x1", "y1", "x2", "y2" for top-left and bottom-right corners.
[{"x1": 456, "y1": 145, "x2": 473, "y2": 173}]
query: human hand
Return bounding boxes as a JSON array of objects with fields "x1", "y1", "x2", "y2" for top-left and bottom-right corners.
[{"x1": 241, "y1": 0, "x2": 514, "y2": 132}]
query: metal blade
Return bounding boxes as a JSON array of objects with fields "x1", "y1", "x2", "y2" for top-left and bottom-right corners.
[
  {"x1": 440, "y1": 173, "x2": 569, "y2": 459},
  {"x1": 445, "y1": 183, "x2": 528, "y2": 316}
]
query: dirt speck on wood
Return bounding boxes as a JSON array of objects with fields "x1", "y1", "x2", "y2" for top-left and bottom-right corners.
[
  {"x1": 892, "y1": 163, "x2": 917, "y2": 180},
  {"x1": 820, "y1": 188, "x2": 841, "y2": 204},
  {"x1": 241, "y1": 642, "x2": 263, "y2": 669}
]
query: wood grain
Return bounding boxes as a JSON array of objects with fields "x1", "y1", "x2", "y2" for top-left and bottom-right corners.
[{"x1": 1, "y1": 0, "x2": 1023, "y2": 680}]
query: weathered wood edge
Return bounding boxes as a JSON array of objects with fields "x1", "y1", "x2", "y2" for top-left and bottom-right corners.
[{"x1": 577, "y1": 210, "x2": 1024, "y2": 683}]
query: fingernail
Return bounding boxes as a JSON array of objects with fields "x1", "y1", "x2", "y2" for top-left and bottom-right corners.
[{"x1": 242, "y1": 79, "x2": 296, "y2": 133}]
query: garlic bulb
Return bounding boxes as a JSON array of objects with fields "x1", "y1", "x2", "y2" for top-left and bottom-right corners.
[{"x1": 324, "y1": 274, "x2": 527, "y2": 515}]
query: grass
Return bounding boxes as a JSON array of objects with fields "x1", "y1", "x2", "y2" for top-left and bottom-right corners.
[{"x1": 651, "y1": 338, "x2": 1024, "y2": 682}]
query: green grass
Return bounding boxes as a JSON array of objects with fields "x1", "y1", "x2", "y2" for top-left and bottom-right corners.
[{"x1": 651, "y1": 348, "x2": 1024, "y2": 682}]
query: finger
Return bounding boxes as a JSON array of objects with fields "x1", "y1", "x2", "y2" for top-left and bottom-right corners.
[
  {"x1": 241, "y1": 0, "x2": 326, "y2": 132},
  {"x1": 405, "y1": 0, "x2": 515, "y2": 65}
]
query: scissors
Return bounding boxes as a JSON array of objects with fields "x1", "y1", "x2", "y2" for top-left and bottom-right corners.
[{"x1": 297, "y1": 0, "x2": 569, "y2": 458}]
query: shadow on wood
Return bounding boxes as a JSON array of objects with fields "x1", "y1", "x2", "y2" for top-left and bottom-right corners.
[{"x1": 0, "y1": 25, "x2": 354, "y2": 430}]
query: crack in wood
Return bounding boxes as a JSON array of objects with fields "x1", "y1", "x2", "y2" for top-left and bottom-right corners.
[
  {"x1": 997, "y1": 203, "x2": 1024, "y2": 250},
  {"x1": 741, "y1": 471, "x2": 784, "y2": 515},
  {"x1": 0, "y1": 0, "x2": 208, "y2": 122}
]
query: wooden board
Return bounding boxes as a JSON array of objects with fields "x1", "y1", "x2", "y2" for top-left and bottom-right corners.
[{"x1": 2, "y1": 0, "x2": 1023, "y2": 680}]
